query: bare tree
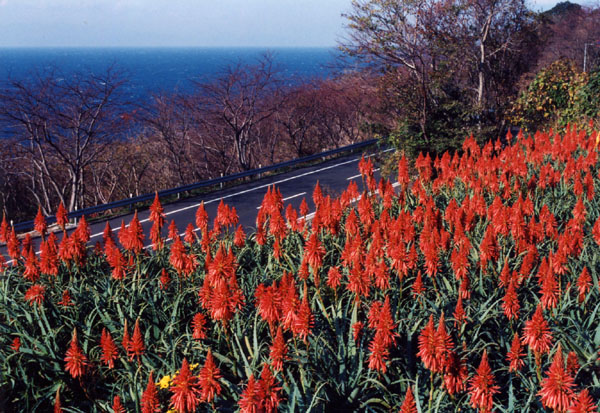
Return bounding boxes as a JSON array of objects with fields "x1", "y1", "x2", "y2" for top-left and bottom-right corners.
[
  {"x1": 342, "y1": 0, "x2": 535, "y2": 142},
  {"x1": 193, "y1": 54, "x2": 282, "y2": 172},
  {"x1": 0, "y1": 68, "x2": 128, "y2": 214},
  {"x1": 143, "y1": 93, "x2": 200, "y2": 186}
]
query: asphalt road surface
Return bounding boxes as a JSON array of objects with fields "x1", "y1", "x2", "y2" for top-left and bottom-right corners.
[{"x1": 3, "y1": 147, "x2": 392, "y2": 263}]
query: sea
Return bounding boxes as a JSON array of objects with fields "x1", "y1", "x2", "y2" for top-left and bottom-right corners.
[{"x1": 0, "y1": 47, "x2": 346, "y2": 104}]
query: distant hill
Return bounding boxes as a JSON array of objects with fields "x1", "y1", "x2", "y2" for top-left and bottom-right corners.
[{"x1": 542, "y1": 1, "x2": 582, "y2": 19}]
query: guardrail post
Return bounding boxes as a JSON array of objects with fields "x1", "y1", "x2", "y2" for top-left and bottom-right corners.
[
  {"x1": 258, "y1": 164, "x2": 262, "y2": 179},
  {"x1": 220, "y1": 173, "x2": 223, "y2": 189},
  {"x1": 129, "y1": 194, "x2": 133, "y2": 212}
]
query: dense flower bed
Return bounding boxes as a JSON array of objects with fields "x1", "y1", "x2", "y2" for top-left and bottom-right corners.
[{"x1": 1, "y1": 126, "x2": 600, "y2": 412}]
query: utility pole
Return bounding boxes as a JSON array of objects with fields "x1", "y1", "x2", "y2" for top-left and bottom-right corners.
[{"x1": 584, "y1": 42, "x2": 600, "y2": 73}]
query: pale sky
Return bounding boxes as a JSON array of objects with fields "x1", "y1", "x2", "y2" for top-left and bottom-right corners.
[{"x1": 0, "y1": 1, "x2": 586, "y2": 48}]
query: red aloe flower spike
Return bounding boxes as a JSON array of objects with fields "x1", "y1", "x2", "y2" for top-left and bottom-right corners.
[
  {"x1": 159, "y1": 268, "x2": 170, "y2": 290},
  {"x1": 269, "y1": 326, "x2": 288, "y2": 371},
  {"x1": 327, "y1": 266, "x2": 342, "y2": 290},
  {"x1": 374, "y1": 296, "x2": 397, "y2": 347},
  {"x1": 40, "y1": 236, "x2": 59, "y2": 276},
  {"x1": 53, "y1": 387, "x2": 62, "y2": 413},
  {"x1": 11, "y1": 337, "x2": 20, "y2": 352},
  {"x1": 412, "y1": 270, "x2": 425, "y2": 297},
  {"x1": 170, "y1": 358, "x2": 201, "y2": 413},
  {"x1": 149, "y1": 192, "x2": 165, "y2": 228},
  {"x1": 34, "y1": 205, "x2": 47, "y2": 239},
  {"x1": 568, "y1": 389, "x2": 597, "y2": 413},
  {"x1": 255, "y1": 283, "x2": 281, "y2": 333},
  {"x1": 122, "y1": 319, "x2": 131, "y2": 355},
  {"x1": 304, "y1": 231, "x2": 325, "y2": 277},
  {"x1": 507, "y1": 333, "x2": 525, "y2": 372},
  {"x1": 168, "y1": 220, "x2": 178, "y2": 240},
  {"x1": 566, "y1": 351, "x2": 580, "y2": 376},
  {"x1": 522, "y1": 304, "x2": 553, "y2": 357},
  {"x1": 443, "y1": 350, "x2": 468, "y2": 395},
  {"x1": 129, "y1": 319, "x2": 145, "y2": 361},
  {"x1": 299, "y1": 197, "x2": 309, "y2": 217},
  {"x1": 258, "y1": 363, "x2": 281, "y2": 413},
  {"x1": 293, "y1": 284, "x2": 314, "y2": 343},
  {"x1": 199, "y1": 349, "x2": 222, "y2": 403},
  {"x1": 112, "y1": 395, "x2": 126, "y2": 413},
  {"x1": 592, "y1": 217, "x2": 600, "y2": 246},
  {"x1": 538, "y1": 344, "x2": 575, "y2": 412},
  {"x1": 238, "y1": 374, "x2": 261, "y2": 413},
  {"x1": 398, "y1": 155, "x2": 410, "y2": 188},
  {"x1": 74, "y1": 215, "x2": 90, "y2": 244},
  {"x1": 125, "y1": 211, "x2": 145, "y2": 254},
  {"x1": 468, "y1": 350, "x2": 499, "y2": 413},
  {"x1": 23, "y1": 249, "x2": 40, "y2": 282},
  {"x1": 184, "y1": 223, "x2": 195, "y2": 244},
  {"x1": 453, "y1": 295, "x2": 466, "y2": 327},
  {"x1": 100, "y1": 328, "x2": 118, "y2": 369},
  {"x1": 234, "y1": 225, "x2": 246, "y2": 247},
  {"x1": 502, "y1": 280, "x2": 520, "y2": 320},
  {"x1": 191, "y1": 312, "x2": 207, "y2": 340},
  {"x1": 0, "y1": 213, "x2": 9, "y2": 243},
  {"x1": 313, "y1": 180, "x2": 323, "y2": 207},
  {"x1": 417, "y1": 314, "x2": 447, "y2": 373},
  {"x1": 352, "y1": 321, "x2": 364, "y2": 343},
  {"x1": 150, "y1": 221, "x2": 162, "y2": 250},
  {"x1": 58, "y1": 289, "x2": 73, "y2": 307},
  {"x1": 56, "y1": 202, "x2": 68, "y2": 232},
  {"x1": 64, "y1": 328, "x2": 88, "y2": 379},
  {"x1": 576, "y1": 267, "x2": 592, "y2": 303},
  {"x1": 169, "y1": 234, "x2": 186, "y2": 276},
  {"x1": 141, "y1": 371, "x2": 160, "y2": 413},
  {"x1": 24, "y1": 284, "x2": 45, "y2": 306},
  {"x1": 436, "y1": 312, "x2": 454, "y2": 361},
  {"x1": 21, "y1": 233, "x2": 33, "y2": 257},
  {"x1": 368, "y1": 330, "x2": 390, "y2": 373},
  {"x1": 7, "y1": 227, "x2": 20, "y2": 261},
  {"x1": 195, "y1": 201, "x2": 208, "y2": 232},
  {"x1": 400, "y1": 386, "x2": 417, "y2": 413}
]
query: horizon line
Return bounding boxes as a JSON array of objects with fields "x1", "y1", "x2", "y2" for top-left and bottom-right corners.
[{"x1": 0, "y1": 45, "x2": 339, "y2": 49}]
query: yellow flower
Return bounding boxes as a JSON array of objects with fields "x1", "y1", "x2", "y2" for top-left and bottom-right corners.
[
  {"x1": 157, "y1": 374, "x2": 172, "y2": 389},
  {"x1": 156, "y1": 364, "x2": 197, "y2": 390}
]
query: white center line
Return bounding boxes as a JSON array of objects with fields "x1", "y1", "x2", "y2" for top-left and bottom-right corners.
[
  {"x1": 346, "y1": 168, "x2": 380, "y2": 181},
  {"x1": 256, "y1": 192, "x2": 306, "y2": 209},
  {"x1": 88, "y1": 155, "x2": 367, "y2": 239},
  {"x1": 4, "y1": 149, "x2": 391, "y2": 264}
]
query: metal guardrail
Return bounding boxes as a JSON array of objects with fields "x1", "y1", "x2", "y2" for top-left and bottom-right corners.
[{"x1": 13, "y1": 138, "x2": 380, "y2": 232}]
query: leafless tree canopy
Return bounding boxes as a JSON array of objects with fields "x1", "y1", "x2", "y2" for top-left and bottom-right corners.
[
  {"x1": 0, "y1": 68, "x2": 129, "y2": 215},
  {"x1": 0, "y1": 56, "x2": 379, "y2": 222}
]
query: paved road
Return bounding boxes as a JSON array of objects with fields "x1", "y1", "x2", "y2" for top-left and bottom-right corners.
[{"x1": 3, "y1": 147, "x2": 391, "y2": 263}]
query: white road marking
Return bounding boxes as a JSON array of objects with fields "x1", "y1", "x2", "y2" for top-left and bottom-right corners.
[
  {"x1": 346, "y1": 168, "x2": 381, "y2": 181},
  {"x1": 89, "y1": 156, "x2": 363, "y2": 239},
  {"x1": 4, "y1": 149, "x2": 393, "y2": 264},
  {"x1": 256, "y1": 192, "x2": 306, "y2": 209}
]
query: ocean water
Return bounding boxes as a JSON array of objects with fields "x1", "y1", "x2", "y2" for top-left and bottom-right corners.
[{"x1": 0, "y1": 47, "x2": 344, "y2": 103}]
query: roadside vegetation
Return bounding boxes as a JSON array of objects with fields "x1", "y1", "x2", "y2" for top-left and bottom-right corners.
[{"x1": 1, "y1": 125, "x2": 600, "y2": 411}]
